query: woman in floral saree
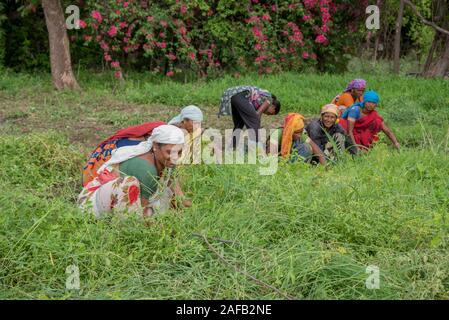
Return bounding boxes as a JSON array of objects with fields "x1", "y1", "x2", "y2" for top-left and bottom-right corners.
[{"x1": 78, "y1": 125, "x2": 188, "y2": 219}]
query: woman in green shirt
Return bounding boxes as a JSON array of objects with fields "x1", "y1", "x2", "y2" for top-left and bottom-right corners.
[{"x1": 78, "y1": 125, "x2": 186, "y2": 219}]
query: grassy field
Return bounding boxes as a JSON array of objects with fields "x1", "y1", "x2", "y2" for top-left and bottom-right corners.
[{"x1": 0, "y1": 70, "x2": 448, "y2": 299}]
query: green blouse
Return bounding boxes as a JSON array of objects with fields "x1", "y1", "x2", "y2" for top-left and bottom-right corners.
[{"x1": 119, "y1": 157, "x2": 159, "y2": 200}]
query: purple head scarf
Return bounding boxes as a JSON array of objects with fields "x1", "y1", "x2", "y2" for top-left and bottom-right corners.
[{"x1": 345, "y1": 79, "x2": 366, "y2": 92}]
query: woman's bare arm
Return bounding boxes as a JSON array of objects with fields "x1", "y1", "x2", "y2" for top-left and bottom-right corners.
[
  {"x1": 347, "y1": 118, "x2": 359, "y2": 152},
  {"x1": 141, "y1": 197, "x2": 154, "y2": 218},
  {"x1": 381, "y1": 123, "x2": 401, "y2": 150},
  {"x1": 170, "y1": 177, "x2": 192, "y2": 208},
  {"x1": 257, "y1": 100, "x2": 271, "y2": 116},
  {"x1": 308, "y1": 139, "x2": 326, "y2": 165}
]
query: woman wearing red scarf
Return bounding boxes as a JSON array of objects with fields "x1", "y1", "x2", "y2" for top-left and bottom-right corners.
[
  {"x1": 82, "y1": 121, "x2": 165, "y2": 187},
  {"x1": 339, "y1": 91, "x2": 401, "y2": 152}
]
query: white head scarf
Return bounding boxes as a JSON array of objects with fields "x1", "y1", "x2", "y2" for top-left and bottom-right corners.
[
  {"x1": 98, "y1": 124, "x2": 185, "y2": 173},
  {"x1": 168, "y1": 105, "x2": 203, "y2": 125}
]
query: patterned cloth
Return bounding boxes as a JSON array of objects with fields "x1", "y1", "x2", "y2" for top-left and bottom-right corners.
[
  {"x1": 218, "y1": 85, "x2": 272, "y2": 116},
  {"x1": 82, "y1": 121, "x2": 165, "y2": 187},
  {"x1": 78, "y1": 169, "x2": 173, "y2": 219},
  {"x1": 281, "y1": 113, "x2": 305, "y2": 158},
  {"x1": 82, "y1": 139, "x2": 142, "y2": 187},
  {"x1": 339, "y1": 110, "x2": 384, "y2": 149},
  {"x1": 82, "y1": 140, "x2": 119, "y2": 187},
  {"x1": 345, "y1": 79, "x2": 366, "y2": 92},
  {"x1": 78, "y1": 174, "x2": 143, "y2": 218}
]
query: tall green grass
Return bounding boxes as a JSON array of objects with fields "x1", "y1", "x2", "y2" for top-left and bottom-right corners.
[
  {"x1": 0, "y1": 70, "x2": 448, "y2": 299},
  {"x1": 0, "y1": 131, "x2": 447, "y2": 299}
]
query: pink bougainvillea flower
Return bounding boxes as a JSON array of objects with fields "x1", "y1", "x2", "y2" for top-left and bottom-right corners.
[
  {"x1": 78, "y1": 19, "x2": 87, "y2": 28},
  {"x1": 100, "y1": 41, "x2": 109, "y2": 51},
  {"x1": 116, "y1": 10, "x2": 121, "y2": 15},
  {"x1": 180, "y1": 5, "x2": 187, "y2": 14},
  {"x1": 155, "y1": 42, "x2": 167, "y2": 49},
  {"x1": 83, "y1": 35, "x2": 92, "y2": 42},
  {"x1": 147, "y1": 16, "x2": 154, "y2": 22},
  {"x1": 91, "y1": 10, "x2": 102, "y2": 23},
  {"x1": 262, "y1": 14, "x2": 270, "y2": 21},
  {"x1": 119, "y1": 22, "x2": 128, "y2": 29},
  {"x1": 166, "y1": 71, "x2": 174, "y2": 77},
  {"x1": 254, "y1": 43, "x2": 262, "y2": 50},
  {"x1": 271, "y1": 4, "x2": 277, "y2": 12},
  {"x1": 114, "y1": 71, "x2": 122, "y2": 79},
  {"x1": 123, "y1": 2, "x2": 129, "y2": 8},
  {"x1": 179, "y1": 25, "x2": 187, "y2": 36},
  {"x1": 252, "y1": 26, "x2": 262, "y2": 38},
  {"x1": 315, "y1": 34, "x2": 327, "y2": 44},
  {"x1": 111, "y1": 61, "x2": 120, "y2": 68},
  {"x1": 303, "y1": 15, "x2": 312, "y2": 22},
  {"x1": 255, "y1": 55, "x2": 267, "y2": 63},
  {"x1": 108, "y1": 26, "x2": 118, "y2": 37},
  {"x1": 302, "y1": 52, "x2": 310, "y2": 59},
  {"x1": 160, "y1": 20, "x2": 168, "y2": 28},
  {"x1": 304, "y1": 0, "x2": 317, "y2": 9},
  {"x1": 104, "y1": 53, "x2": 112, "y2": 62},
  {"x1": 246, "y1": 16, "x2": 260, "y2": 24},
  {"x1": 188, "y1": 52, "x2": 196, "y2": 60},
  {"x1": 159, "y1": 32, "x2": 166, "y2": 38},
  {"x1": 166, "y1": 53, "x2": 177, "y2": 60}
]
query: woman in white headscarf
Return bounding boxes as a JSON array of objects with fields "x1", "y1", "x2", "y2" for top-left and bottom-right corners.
[
  {"x1": 168, "y1": 105, "x2": 203, "y2": 165},
  {"x1": 78, "y1": 125, "x2": 186, "y2": 219}
]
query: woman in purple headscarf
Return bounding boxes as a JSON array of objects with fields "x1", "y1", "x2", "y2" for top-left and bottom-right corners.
[{"x1": 331, "y1": 79, "x2": 366, "y2": 116}]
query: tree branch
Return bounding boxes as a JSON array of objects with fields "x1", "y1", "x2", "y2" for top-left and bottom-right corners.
[
  {"x1": 196, "y1": 233, "x2": 296, "y2": 300},
  {"x1": 404, "y1": 0, "x2": 449, "y2": 35}
]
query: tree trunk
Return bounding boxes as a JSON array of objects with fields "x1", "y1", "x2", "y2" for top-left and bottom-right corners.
[
  {"x1": 423, "y1": 32, "x2": 440, "y2": 74},
  {"x1": 422, "y1": 0, "x2": 449, "y2": 77},
  {"x1": 393, "y1": 0, "x2": 405, "y2": 74},
  {"x1": 42, "y1": 0, "x2": 79, "y2": 90},
  {"x1": 426, "y1": 35, "x2": 449, "y2": 77},
  {"x1": 373, "y1": 0, "x2": 384, "y2": 62}
]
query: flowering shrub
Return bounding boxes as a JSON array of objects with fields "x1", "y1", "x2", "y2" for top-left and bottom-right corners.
[{"x1": 76, "y1": 0, "x2": 368, "y2": 78}]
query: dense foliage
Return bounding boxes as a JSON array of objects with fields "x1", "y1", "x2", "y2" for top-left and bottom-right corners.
[
  {"x1": 0, "y1": 0, "x2": 375, "y2": 75},
  {"x1": 76, "y1": 0, "x2": 371, "y2": 77}
]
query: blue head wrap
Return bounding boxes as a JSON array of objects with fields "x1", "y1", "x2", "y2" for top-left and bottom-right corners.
[{"x1": 363, "y1": 91, "x2": 380, "y2": 104}]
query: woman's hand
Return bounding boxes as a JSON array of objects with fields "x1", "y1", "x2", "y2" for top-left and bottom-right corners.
[{"x1": 182, "y1": 199, "x2": 192, "y2": 208}]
